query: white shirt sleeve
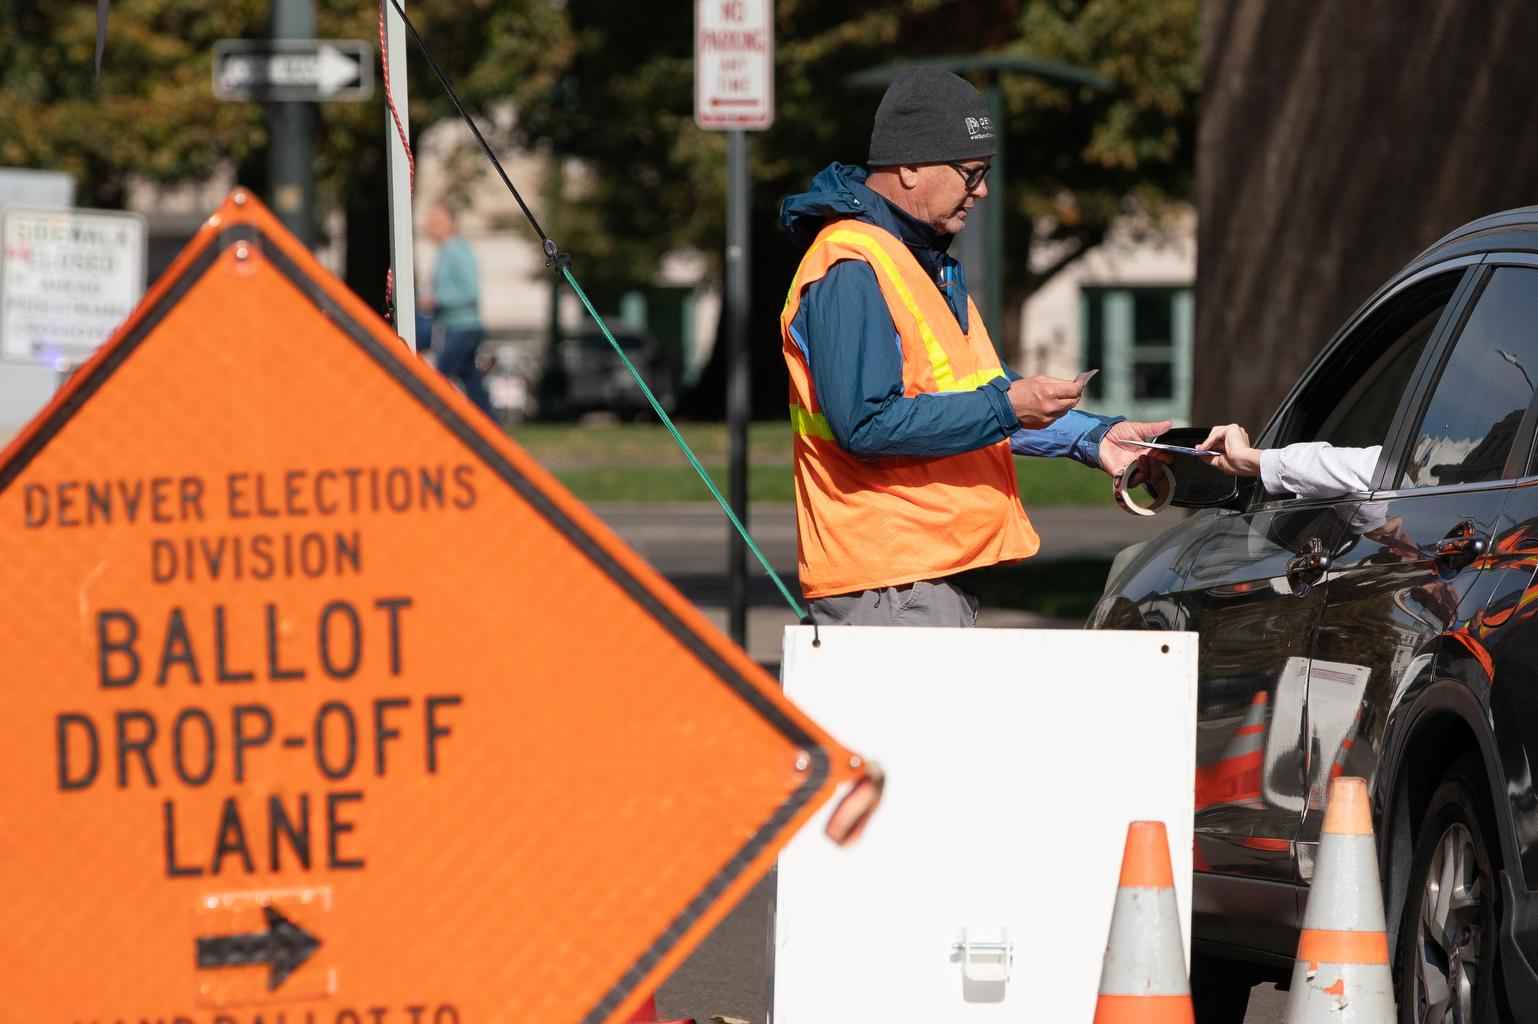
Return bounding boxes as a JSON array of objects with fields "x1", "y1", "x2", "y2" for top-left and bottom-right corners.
[{"x1": 1259, "y1": 443, "x2": 1382, "y2": 499}]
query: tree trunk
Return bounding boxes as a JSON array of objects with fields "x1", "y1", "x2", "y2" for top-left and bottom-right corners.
[{"x1": 1196, "y1": 0, "x2": 1538, "y2": 431}]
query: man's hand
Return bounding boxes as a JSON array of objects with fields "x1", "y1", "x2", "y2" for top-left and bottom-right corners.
[
  {"x1": 1007, "y1": 375, "x2": 1085, "y2": 429},
  {"x1": 1098, "y1": 419, "x2": 1175, "y2": 478},
  {"x1": 1196, "y1": 423, "x2": 1262, "y2": 477}
]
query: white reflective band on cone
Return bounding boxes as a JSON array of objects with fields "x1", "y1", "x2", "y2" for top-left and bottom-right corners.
[
  {"x1": 1097, "y1": 887, "x2": 1191, "y2": 996},
  {"x1": 1299, "y1": 834, "x2": 1388, "y2": 933},
  {"x1": 1114, "y1": 462, "x2": 1175, "y2": 517}
]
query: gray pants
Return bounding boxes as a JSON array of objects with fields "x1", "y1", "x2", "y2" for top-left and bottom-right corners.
[{"x1": 808, "y1": 578, "x2": 979, "y2": 627}]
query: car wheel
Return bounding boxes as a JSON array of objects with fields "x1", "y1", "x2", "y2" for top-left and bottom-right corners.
[{"x1": 1395, "y1": 759, "x2": 1504, "y2": 1023}]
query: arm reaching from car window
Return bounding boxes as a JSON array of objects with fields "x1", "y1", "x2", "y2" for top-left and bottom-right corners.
[{"x1": 1197, "y1": 423, "x2": 1381, "y2": 499}]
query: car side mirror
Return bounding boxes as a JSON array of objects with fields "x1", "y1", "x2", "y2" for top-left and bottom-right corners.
[{"x1": 1155, "y1": 427, "x2": 1244, "y2": 509}]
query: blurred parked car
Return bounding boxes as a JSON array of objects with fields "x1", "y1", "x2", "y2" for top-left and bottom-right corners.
[
  {"x1": 479, "y1": 334, "x2": 536, "y2": 424},
  {"x1": 1091, "y1": 207, "x2": 1538, "y2": 1022},
  {"x1": 549, "y1": 327, "x2": 671, "y2": 420},
  {"x1": 469, "y1": 325, "x2": 672, "y2": 424}
]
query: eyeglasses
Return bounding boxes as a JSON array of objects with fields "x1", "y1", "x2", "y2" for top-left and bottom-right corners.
[{"x1": 948, "y1": 162, "x2": 991, "y2": 191}]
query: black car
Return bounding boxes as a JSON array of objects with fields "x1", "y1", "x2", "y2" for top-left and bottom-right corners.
[{"x1": 1090, "y1": 207, "x2": 1538, "y2": 1022}]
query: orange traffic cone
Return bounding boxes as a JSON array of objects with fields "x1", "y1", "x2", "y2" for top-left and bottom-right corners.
[
  {"x1": 1195, "y1": 691, "x2": 1268, "y2": 813},
  {"x1": 1093, "y1": 821, "x2": 1195, "y2": 1023},
  {"x1": 1285, "y1": 777, "x2": 1395, "y2": 1021}
]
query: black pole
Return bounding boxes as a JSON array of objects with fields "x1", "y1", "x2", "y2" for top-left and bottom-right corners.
[
  {"x1": 726, "y1": 129, "x2": 751, "y2": 647},
  {"x1": 270, "y1": 0, "x2": 316, "y2": 248},
  {"x1": 984, "y1": 81, "x2": 1006, "y2": 351}
]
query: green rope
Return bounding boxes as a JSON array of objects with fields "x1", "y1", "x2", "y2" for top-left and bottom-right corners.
[
  {"x1": 561, "y1": 268, "x2": 807, "y2": 621},
  {"x1": 383, "y1": 0, "x2": 804, "y2": 622}
]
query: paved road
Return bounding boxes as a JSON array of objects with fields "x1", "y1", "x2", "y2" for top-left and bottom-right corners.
[
  {"x1": 655, "y1": 877, "x2": 1289, "y2": 1022},
  {"x1": 593, "y1": 501, "x2": 1178, "y2": 666},
  {"x1": 588, "y1": 502, "x2": 1287, "y2": 1024}
]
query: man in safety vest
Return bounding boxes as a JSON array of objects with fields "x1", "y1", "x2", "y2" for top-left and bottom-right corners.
[{"x1": 780, "y1": 67, "x2": 1171, "y2": 626}]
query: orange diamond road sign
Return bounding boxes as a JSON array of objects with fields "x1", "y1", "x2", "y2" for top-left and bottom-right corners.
[{"x1": 0, "y1": 190, "x2": 860, "y2": 1023}]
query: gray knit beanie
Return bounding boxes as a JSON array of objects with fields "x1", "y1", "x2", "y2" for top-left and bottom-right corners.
[{"x1": 868, "y1": 67, "x2": 996, "y2": 167}]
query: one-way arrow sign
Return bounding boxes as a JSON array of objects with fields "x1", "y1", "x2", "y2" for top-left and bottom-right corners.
[
  {"x1": 213, "y1": 39, "x2": 374, "y2": 102},
  {"x1": 195, "y1": 905, "x2": 322, "y2": 991}
]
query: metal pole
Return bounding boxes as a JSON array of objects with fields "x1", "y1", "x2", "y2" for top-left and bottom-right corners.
[
  {"x1": 984, "y1": 82, "x2": 1006, "y2": 351},
  {"x1": 270, "y1": 0, "x2": 316, "y2": 249},
  {"x1": 383, "y1": 0, "x2": 417, "y2": 350},
  {"x1": 726, "y1": 129, "x2": 751, "y2": 648}
]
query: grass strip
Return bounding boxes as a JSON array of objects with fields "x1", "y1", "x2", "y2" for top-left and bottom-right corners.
[
  {"x1": 514, "y1": 423, "x2": 1119, "y2": 506},
  {"x1": 545, "y1": 458, "x2": 1116, "y2": 507}
]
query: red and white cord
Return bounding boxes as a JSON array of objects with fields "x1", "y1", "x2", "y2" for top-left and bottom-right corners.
[{"x1": 379, "y1": 0, "x2": 415, "y2": 305}]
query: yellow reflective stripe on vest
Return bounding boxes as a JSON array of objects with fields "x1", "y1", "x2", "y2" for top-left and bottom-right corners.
[
  {"x1": 823, "y1": 228, "x2": 961, "y2": 391},
  {"x1": 955, "y1": 366, "x2": 1005, "y2": 391},
  {"x1": 789, "y1": 403, "x2": 835, "y2": 441}
]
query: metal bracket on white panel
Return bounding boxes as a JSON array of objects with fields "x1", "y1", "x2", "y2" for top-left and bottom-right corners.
[{"x1": 952, "y1": 926, "x2": 1012, "y2": 983}]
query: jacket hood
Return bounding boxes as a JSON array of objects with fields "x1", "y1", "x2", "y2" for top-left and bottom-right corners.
[
  {"x1": 780, "y1": 161, "x2": 949, "y2": 257},
  {"x1": 779, "y1": 163, "x2": 973, "y2": 331},
  {"x1": 780, "y1": 162, "x2": 872, "y2": 252}
]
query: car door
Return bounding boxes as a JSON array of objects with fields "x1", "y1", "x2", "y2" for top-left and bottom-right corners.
[
  {"x1": 1185, "y1": 265, "x2": 1473, "y2": 889},
  {"x1": 1303, "y1": 263, "x2": 1538, "y2": 874}
]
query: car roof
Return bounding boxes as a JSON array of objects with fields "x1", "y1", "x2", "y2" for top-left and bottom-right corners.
[
  {"x1": 1410, "y1": 205, "x2": 1538, "y2": 271},
  {"x1": 1259, "y1": 206, "x2": 1538, "y2": 447}
]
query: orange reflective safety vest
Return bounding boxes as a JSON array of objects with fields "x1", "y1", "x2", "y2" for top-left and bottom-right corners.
[{"x1": 781, "y1": 218, "x2": 1040, "y2": 599}]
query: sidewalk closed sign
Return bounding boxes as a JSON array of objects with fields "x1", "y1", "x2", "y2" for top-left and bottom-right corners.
[
  {"x1": 694, "y1": 0, "x2": 773, "y2": 130},
  {"x1": 0, "y1": 206, "x2": 146, "y2": 361},
  {"x1": 0, "y1": 191, "x2": 857, "y2": 1022}
]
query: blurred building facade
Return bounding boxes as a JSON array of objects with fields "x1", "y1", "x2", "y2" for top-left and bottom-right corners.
[
  {"x1": 19, "y1": 113, "x2": 1196, "y2": 430},
  {"x1": 410, "y1": 118, "x2": 719, "y2": 422},
  {"x1": 112, "y1": 115, "x2": 720, "y2": 426},
  {"x1": 1018, "y1": 208, "x2": 1196, "y2": 425}
]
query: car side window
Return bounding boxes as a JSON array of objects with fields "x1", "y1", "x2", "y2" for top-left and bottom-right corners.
[
  {"x1": 1400, "y1": 267, "x2": 1538, "y2": 489},
  {"x1": 1315, "y1": 313, "x2": 1439, "y2": 449},
  {"x1": 1272, "y1": 274, "x2": 1459, "y2": 452}
]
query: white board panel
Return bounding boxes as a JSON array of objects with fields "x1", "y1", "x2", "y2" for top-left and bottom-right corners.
[{"x1": 775, "y1": 626, "x2": 1197, "y2": 1022}]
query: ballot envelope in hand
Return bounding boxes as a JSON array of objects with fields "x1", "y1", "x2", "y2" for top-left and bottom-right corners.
[{"x1": 1121, "y1": 439, "x2": 1222, "y2": 458}]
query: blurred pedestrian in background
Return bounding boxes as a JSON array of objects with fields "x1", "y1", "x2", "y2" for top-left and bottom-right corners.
[{"x1": 420, "y1": 201, "x2": 493, "y2": 417}]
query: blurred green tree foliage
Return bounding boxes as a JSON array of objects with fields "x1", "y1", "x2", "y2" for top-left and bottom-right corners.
[
  {"x1": 0, "y1": 2, "x2": 268, "y2": 207},
  {"x1": 0, "y1": 0, "x2": 566, "y2": 308},
  {"x1": 516, "y1": 0, "x2": 1194, "y2": 284},
  {"x1": 4, "y1": 1, "x2": 1193, "y2": 408},
  {"x1": 501, "y1": 0, "x2": 1197, "y2": 413}
]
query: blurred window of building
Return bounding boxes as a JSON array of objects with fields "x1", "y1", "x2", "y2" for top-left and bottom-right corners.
[
  {"x1": 1079, "y1": 285, "x2": 1193, "y2": 423},
  {"x1": 1018, "y1": 208, "x2": 1195, "y2": 425}
]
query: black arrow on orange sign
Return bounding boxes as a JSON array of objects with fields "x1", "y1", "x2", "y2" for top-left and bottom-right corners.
[{"x1": 196, "y1": 906, "x2": 321, "y2": 991}]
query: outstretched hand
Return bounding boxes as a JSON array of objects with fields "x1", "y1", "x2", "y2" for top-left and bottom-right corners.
[
  {"x1": 1007, "y1": 375, "x2": 1086, "y2": 429},
  {"x1": 1098, "y1": 420, "x2": 1174, "y2": 478},
  {"x1": 1196, "y1": 423, "x2": 1263, "y2": 477}
]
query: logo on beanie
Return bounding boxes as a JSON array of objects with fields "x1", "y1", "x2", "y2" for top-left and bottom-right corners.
[{"x1": 965, "y1": 115, "x2": 994, "y2": 141}]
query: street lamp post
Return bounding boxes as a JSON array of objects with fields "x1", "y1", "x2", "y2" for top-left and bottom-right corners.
[{"x1": 1498, "y1": 348, "x2": 1533, "y2": 393}]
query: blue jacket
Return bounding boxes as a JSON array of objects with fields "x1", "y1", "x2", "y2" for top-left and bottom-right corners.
[{"x1": 780, "y1": 162, "x2": 1117, "y2": 464}]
